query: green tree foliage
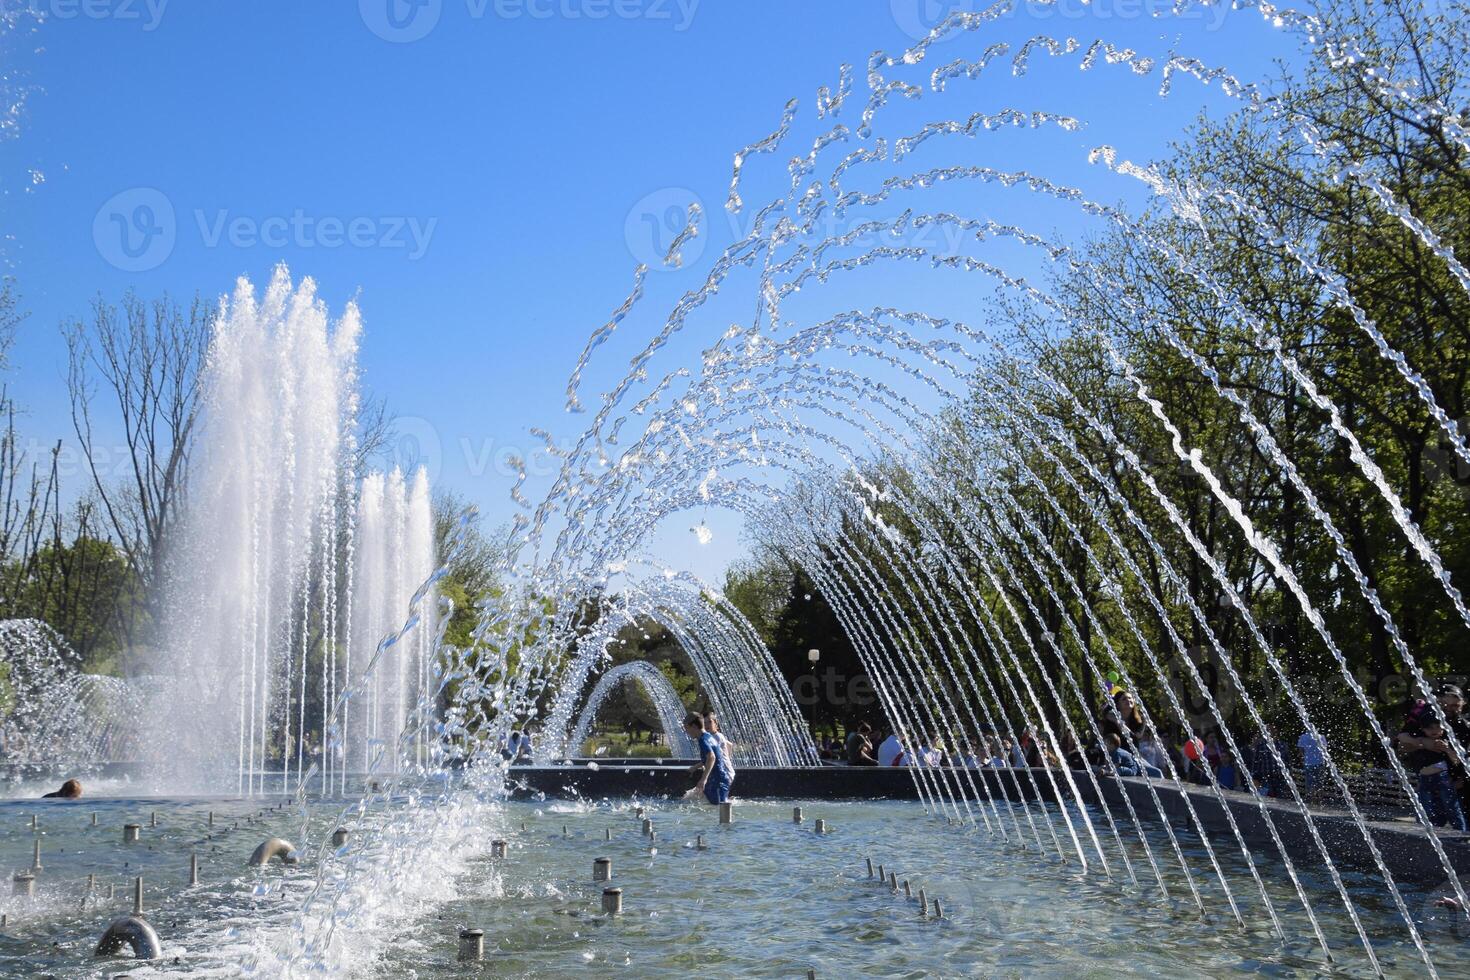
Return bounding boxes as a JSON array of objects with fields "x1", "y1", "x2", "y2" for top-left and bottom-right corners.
[
  {"x1": 4, "y1": 524, "x2": 137, "y2": 674},
  {"x1": 724, "y1": 549, "x2": 882, "y2": 735},
  {"x1": 434, "y1": 490, "x2": 505, "y2": 651},
  {"x1": 730, "y1": 0, "x2": 1470, "y2": 762}
]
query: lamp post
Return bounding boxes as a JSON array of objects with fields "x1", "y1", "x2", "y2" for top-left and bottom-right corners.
[{"x1": 807, "y1": 649, "x2": 821, "y2": 740}]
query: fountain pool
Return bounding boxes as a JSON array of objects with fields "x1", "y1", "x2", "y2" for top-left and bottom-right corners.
[
  {"x1": 0, "y1": 790, "x2": 472, "y2": 977},
  {"x1": 380, "y1": 797, "x2": 1470, "y2": 978},
  {"x1": 1, "y1": 789, "x2": 1465, "y2": 976}
]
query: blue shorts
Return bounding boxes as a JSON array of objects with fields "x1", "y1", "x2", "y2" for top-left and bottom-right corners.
[{"x1": 704, "y1": 774, "x2": 733, "y2": 804}]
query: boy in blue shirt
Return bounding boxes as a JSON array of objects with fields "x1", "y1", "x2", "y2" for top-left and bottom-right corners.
[{"x1": 684, "y1": 712, "x2": 735, "y2": 804}]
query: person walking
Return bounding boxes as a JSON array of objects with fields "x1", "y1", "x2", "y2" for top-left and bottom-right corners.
[{"x1": 684, "y1": 712, "x2": 735, "y2": 804}]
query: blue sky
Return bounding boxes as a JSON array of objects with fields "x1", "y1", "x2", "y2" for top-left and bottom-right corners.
[{"x1": 0, "y1": 0, "x2": 1297, "y2": 583}]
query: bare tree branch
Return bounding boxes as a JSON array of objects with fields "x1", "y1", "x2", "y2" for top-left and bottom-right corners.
[{"x1": 64, "y1": 292, "x2": 212, "y2": 631}]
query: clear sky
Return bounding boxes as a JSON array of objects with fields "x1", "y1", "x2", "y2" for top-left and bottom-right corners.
[{"x1": 0, "y1": 0, "x2": 1297, "y2": 583}]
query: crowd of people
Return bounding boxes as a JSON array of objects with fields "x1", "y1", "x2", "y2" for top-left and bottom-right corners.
[
  {"x1": 827, "y1": 692, "x2": 1250, "y2": 785},
  {"x1": 818, "y1": 680, "x2": 1470, "y2": 833}
]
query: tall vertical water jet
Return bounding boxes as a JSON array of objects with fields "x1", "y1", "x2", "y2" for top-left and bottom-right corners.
[
  {"x1": 147, "y1": 267, "x2": 360, "y2": 795},
  {"x1": 349, "y1": 466, "x2": 436, "y2": 776}
]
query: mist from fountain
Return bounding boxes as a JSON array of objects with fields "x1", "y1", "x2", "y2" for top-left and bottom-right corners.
[{"x1": 0, "y1": 619, "x2": 144, "y2": 774}]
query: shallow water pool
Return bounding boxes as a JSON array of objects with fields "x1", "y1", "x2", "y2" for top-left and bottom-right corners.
[
  {"x1": 373, "y1": 797, "x2": 1470, "y2": 978},
  {"x1": 0, "y1": 791, "x2": 1465, "y2": 977}
]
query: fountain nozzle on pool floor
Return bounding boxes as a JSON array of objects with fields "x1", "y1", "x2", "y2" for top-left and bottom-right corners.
[
  {"x1": 457, "y1": 928, "x2": 484, "y2": 962},
  {"x1": 248, "y1": 839, "x2": 299, "y2": 867},
  {"x1": 96, "y1": 915, "x2": 161, "y2": 961}
]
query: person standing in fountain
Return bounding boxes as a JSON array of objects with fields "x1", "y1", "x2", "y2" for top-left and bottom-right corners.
[
  {"x1": 684, "y1": 712, "x2": 735, "y2": 804},
  {"x1": 703, "y1": 711, "x2": 735, "y2": 760}
]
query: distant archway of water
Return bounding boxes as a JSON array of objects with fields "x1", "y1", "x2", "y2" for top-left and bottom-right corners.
[
  {"x1": 537, "y1": 575, "x2": 819, "y2": 767},
  {"x1": 564, "y1": 660, "x2": 694, "y2": 758}
]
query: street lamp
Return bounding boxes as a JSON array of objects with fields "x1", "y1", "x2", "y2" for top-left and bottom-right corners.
[{"x1": 805, "y1": 649, "x2": 821, "y2": 743}]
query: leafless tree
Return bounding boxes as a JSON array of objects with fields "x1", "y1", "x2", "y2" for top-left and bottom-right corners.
[
  {"x1": 64, "y1": 293, "x2": 212, "y2": 629},
  {"x1": 355, "y1": 391, "x2": 394, "y2": 474},
  {"x1": 0, "y1": 280, "x2": 16, "y2": 370},
  {"x1": 0, "y1": 400, "x2": 60, "y2": 615},
  {"x1": 0, "y1": 280, "x2": 58, "y2": 617}
]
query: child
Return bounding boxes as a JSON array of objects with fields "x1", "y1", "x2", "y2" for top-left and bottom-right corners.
[{"x1": 684, "y1": 712, "x2": 735, "y2": 804}]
